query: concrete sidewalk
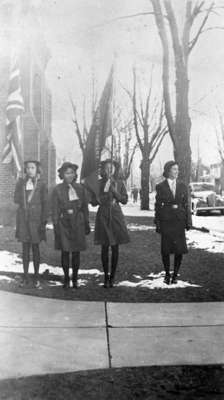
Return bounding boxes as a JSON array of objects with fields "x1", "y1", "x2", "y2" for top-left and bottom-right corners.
[{"x1": 0, "y1": 291, "x2": 224, "y2": 379}]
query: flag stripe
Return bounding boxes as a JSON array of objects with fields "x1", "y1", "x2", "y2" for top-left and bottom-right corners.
[{"x1": 2, "y1": 53, "x2": 24, "y2": 171}]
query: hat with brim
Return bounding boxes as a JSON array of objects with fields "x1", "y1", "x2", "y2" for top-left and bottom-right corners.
[
  {"x1": 58, "y1": 162, "x2": 79, "y2": 179},
  {"x1": 99, "y1": 159, "x2": 120, "y2": 170},
  {"x1": 24, "y1": 160, "x2": 41, "y2": 167}
]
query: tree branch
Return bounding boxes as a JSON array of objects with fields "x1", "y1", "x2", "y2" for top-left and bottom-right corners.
[
  {"x1": 150, "y1": 0, "x2": 175, "y2": 144},
  {"x1": 188, "y1": 1, "x2": 215, "y2": 53}
]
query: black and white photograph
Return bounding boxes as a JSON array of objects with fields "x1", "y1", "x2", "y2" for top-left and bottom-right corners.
[{"x1": 0, "y1": 0, "x2": 224, "y2": 398}]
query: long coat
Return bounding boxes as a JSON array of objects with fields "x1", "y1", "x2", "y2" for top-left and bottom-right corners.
[
  {"x1": 93, "y1": 178, "x2": 130, "y2": 246},
  {"x1": 14, "y1": 178, "x2": 48, "y2": 244},
  {"x1": 51, "y1": 181, "x2": 89, "y2": 252},
  {"x1": 154, "y1": 179, "x2": 192, "y2": 255}
]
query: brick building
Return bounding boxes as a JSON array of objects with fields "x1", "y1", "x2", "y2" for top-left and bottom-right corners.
[{"x1": 0, "y1": 2, "x2": 56, "y2": 206}]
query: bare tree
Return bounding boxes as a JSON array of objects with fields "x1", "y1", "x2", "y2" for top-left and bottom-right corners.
[
  {"x1": 123, "y1": 67, "x2": 168, "y2": 210},
  {"x1": 150, "y1": 0, "x2": 216, "y2": 184},
  {"x1": 114, "y1": 116, "x2": 138, "y2": 181}
]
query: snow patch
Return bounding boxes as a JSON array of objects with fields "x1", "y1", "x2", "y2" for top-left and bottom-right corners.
[
  {"x1": 127, "y1": 224, "x2": 155, "y2": 231},
  {"x1": 117, "y1": 271, "x2": 200, "y2": 290},
  {"x1": 187, "y1": 230, "x2": 224, "y2": 253},
  {"x1": 0, "y1": 251, "x2": 103, "y2": 277}
]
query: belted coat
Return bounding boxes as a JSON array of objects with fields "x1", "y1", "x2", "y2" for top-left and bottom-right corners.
[
  {"x1": 14, "y1": 178, "x2": 48, "y2": 244},
  {"x1": 51, "y1": 182, "x2": 89, "y2": 252},
  {"x1": 154, "y1": 179, "x2": 192, "y2": 255},
  {"x1": 92, "y1": 178, "x2": 130, "y2": 246}
]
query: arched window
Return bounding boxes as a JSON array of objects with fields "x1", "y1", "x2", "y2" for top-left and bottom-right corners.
[{"x1": 33, "y1": 73, "x2": 42, "y2": 125}]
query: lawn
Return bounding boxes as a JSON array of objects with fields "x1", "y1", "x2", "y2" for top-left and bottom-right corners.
[
  {"x1": 0, "y1": 365, "x2": 223, "y2": 400},
  {"x1": 0, "y1": 211, "x2": 223, "y2": 302}
]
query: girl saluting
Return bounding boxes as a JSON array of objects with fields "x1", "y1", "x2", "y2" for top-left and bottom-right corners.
[{"x1": 92, "y1": 159, "x2": 130, "y2": 288}]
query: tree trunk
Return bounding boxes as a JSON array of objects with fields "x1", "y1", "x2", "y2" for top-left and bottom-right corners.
[
  {"x1": 174, "y1": 66, "x2": 192, "y2": 184},
  {"x1": 140, "y1": 158, "x2": 150, "y2": 210}
]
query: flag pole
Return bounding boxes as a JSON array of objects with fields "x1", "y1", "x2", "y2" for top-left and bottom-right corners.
[{"x1": 111, "y1": 54, "x2": 117, "y2": 173}]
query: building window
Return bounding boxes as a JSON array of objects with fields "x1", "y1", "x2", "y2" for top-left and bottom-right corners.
[{"x1": 33, "y1": 73, "x2": 42, "y2": 125}]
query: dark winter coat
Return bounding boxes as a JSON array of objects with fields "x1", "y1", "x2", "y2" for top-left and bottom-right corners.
[
  {"x1": 154, "y1": 179, "x2": 192, "y2": 255},
  {"x1": 51, "y1": 181, "x2": 89, "y2": 252},
  {"x1": 93, "y1": 178, "x2": 130, "y2": 246},
  {"x1": 14, "y1": 178, "x2": 48, "y2": 244}
]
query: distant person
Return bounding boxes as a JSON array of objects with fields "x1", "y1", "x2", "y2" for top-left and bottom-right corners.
[
  {"x1": 14, "y1": 160, "x2": 48, "y2": 287},
  {"x1": 132, "y1": 187, "x2": 138, "y2": 203},
  {"x1": 91, "y1": 159, "x2": 130, "y2": 288},
  {"x1": 154, "y1": 161, "x2": 192, "y2": 284},
  {"x1": 51, "y1": 162, "x2": 90, "y2": 289}
]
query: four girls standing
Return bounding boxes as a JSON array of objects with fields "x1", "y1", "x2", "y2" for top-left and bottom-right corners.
[{"x1": 14, "y1": 158, "x2": 191, "y2": 288}]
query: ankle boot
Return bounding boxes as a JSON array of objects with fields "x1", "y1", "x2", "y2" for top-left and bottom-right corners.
[
  {"x1": 63, "y1": 267, "x2": 70, "y2": 289},
  {"x1": 104, "y1": 274, "x2": 109, "y2": 288}
]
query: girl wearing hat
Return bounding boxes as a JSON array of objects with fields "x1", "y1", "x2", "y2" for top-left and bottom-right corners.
[
  {"x1": 92, "y1": 159, "x2": 130, "y2": 288},
  {"x1": 154, "y1": 161, "x2": 192, "y2": 284},
  {"x1": 51, "y1": 162, "x2": 90, "y2": 289},
  {"x1": 14, "y1": 160, "x2": 48, "y2": 287}
]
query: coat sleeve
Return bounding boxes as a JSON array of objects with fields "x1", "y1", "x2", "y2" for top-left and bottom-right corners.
[
  {"x1": 51, "y1": 187, "x2": 60, "y2": 226},
  {"x1": 14, "y1": 179, "x2": 23, "y2": 206},
  {"x1": 40, "y1": 183, "x2": 49, "y2": 224},
  {"x1": 81, "y1": 186, "x2": 90, "y2": 230},
  {"x1": 154, "y1": 184, "x2": 161, "y2": 227},
  {"x1": 111, "y1": 180, "x2": 128, "y2": 205},
  {"x1": 184, "y1": 186, "x2": 192, "y2": 229}
]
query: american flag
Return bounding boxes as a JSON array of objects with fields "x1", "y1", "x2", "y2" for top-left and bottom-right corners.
[{"x1": 2, "y1": 52, "x2": 24, "y2": 173}]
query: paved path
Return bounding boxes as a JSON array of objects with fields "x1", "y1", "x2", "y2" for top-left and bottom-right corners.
[{"x1": 0, "y1": 291, "x2": 224, "y2": 379}]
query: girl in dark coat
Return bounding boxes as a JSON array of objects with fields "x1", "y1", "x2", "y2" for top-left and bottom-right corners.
[
  {"x1": 154, "y1": 161, "x2": 192, "y2": 284},
  {"x1": 14, "y1": 160, "x2": 48, "y2": 287},
  {"x1": 51, "y1": 162, "x2": 90, "y2": 289},
  {"x1": 92, "y1": 159, "x2": 130, "y2": 288}
]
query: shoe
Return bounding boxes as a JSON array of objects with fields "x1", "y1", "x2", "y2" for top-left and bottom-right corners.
[
  {"x1": 19, "y1": 278, "x2": 29, "y2": 287},
  {"x1": 103, "y1": 276, "x2": 109, "y2": 288},
  {"x1": 63, "y1": 279, "x2": 70, "y2": 289},
  {"x1": 33, "y1": 280, "x2": 41, "y2": 288},
  {"x1": 72, "y1": 280, "x2": 78, "y2": 289},
  {"x1": 171, "y1": 274, "x2": 178, "y2": 284},
  {"x1": 109, "y1": 276, "x2": 114, "y2": 288},
  {"x1": 164, "y1": 273, "x2": 170, "y2": 285}
]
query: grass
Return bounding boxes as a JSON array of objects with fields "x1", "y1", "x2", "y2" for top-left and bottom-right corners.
[
  {"x1": 0, "y1": 365, "x2": 223, "y2": 400},
  {"x1": 0, "y1": 211, "x2": 223, "y2": 302}
]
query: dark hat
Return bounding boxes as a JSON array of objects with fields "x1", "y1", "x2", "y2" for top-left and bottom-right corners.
[
  {"x1": 58, "y1": 162, "x2": 78, "y2": 180},
  {"x1": 99, "y1": 159, "x2": 120, "y2": 169},
  {"x1": 24, "y1": 160, "x2": 41, "y2": 167},
  {"x1": 163, "y1": 160, "x2": 178, "y2": 178},
  {"x1": 24, "y1": 160, "x2": 41, "y2": 173}
]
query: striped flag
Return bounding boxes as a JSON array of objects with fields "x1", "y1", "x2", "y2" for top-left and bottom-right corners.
[{"x1": 2, "y1": 52, "x2": 24, "y2": 173}]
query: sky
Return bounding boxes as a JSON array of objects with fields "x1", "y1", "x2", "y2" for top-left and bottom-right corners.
[{"x1": 3, "y1": 0, "x2": 224, "y2": 174}]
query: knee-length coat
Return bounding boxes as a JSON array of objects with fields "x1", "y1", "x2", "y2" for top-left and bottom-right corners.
[
  {"x1": 14, "y1": 178, "x2": 48, "y2": 244},
  {"x1": 93, "y1": 178, "x2": 130, "y2": 246},
  {"x1": 154, "y1": 179, "x2": 192, "y2": 255},
  {"x1": 51, "y1": 182, "x2": 89, "y2": 252}
]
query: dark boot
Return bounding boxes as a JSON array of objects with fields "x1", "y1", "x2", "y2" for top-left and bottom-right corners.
[
  {"x1": 162, "y1": 254, "x2": 170, "y2": 285},
  {"x1": 171, "y1": 254, "x2": 183, "y2": 284},
  {"x1": 72, "y1": 252, "x2": 80, "y2": 288},
  {"x1": 101, "y1": 246, "x2": 109, "y2": 288},
  {"x1": 21, "y1": 242, "x2": 30, "y2": 286},
  {"x1": 32, "y1": 244, "x2": 40, "y2": 288},
  {"x1": 61, "y1": 251, "x2": 70, "y2": 289},
  {"x1": 110, "y1": 245, "x2": 119, "y2": 288}
]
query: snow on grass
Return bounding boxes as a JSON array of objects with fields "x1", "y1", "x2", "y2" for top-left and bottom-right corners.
[
  {"x1": 187, "y1": 230, "x2": 224, "y2": 253},
  {"x1": 117, "y1": 271, "x2": 200, "y2": 290},
  {"x1": 0, "y1": 251, "x2": 103, "y2": 277},
  {"x1": 127, "y1": 224, "x2": 155, "y2": 231}
]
